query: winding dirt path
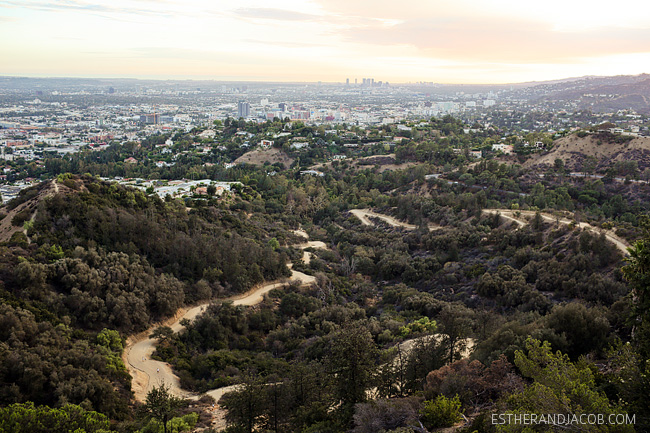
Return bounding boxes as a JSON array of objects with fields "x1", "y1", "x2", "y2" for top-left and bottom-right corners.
[
  {"x1": 123, "y1": 234, "x2": 327, "y2": 403},
  {"x1": 482, "y1": 209, "x2": 630, "y2": 255},
  {"x1": 350, "y1": 209, "x2": 441, "y2": 231}
]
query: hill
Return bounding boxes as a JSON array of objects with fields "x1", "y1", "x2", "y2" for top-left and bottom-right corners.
[
  {"x1": 548, "y1": 77, "x2": 650, "y2": 114},
  {"x1": 533, "y1": 74, "x2": 650, "y2": 113},
  {"x1": 0, "y1": 175, "x2": 291, "y2": 422},
  {"x1": 234, "y1": 147, "x2": 294, "y2": 168},
  {"x1": 524, "y1": 132, "x2": 650, "y2": 171}
]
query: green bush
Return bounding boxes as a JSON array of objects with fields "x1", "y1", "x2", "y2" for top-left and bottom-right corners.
[
  {"x1": 138, "y1": 412, "x2": 198, "y2": 433},
  {"x1": 419, "y1": 395, "x2": 462, "y2": 429},
  {"x1": 11, "y1": 209, "x2": 31, "y2": 227},
  {"x1": 0, "y1": 402, "x2": 110, "y2": 433}
]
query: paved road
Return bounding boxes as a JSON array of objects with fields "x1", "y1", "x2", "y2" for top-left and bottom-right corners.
[
  {"x1": 124, "y1": 236, "x2": 326, "y2": 402},
  {"x1": 483, "y1": 209, "x2": 630, "y2": 255}
]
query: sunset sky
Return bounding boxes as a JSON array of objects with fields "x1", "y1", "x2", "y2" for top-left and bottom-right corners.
[{"x1": 1, "y1": 0, "x2": 650, "y2": 83}]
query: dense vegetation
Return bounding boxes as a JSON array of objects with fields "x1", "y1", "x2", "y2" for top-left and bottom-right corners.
[
  {"x1": 0, "y1": 175, "x2": 290, "y2": 430},
  {"x1": 2, "y1": 116, "x2": 650, "y2": 432}
]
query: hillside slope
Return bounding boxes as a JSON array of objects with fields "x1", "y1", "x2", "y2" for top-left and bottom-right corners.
[
  {"x1": 525, "y1": 133, "x2": 650, "y2": 171},
  {"x1": 234, "y1": 147, "x2": 294, "y2": 168},
  {"x1": 0, "y1": 175, "x2": 291, "y2": 420}
]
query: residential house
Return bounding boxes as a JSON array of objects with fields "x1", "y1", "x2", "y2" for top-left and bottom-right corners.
[{"x1": 492, "y1": 143, "x2": 514, "y2": 154}]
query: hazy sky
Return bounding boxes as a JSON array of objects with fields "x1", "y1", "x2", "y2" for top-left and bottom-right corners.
[{"x1": 1, "y1": 0, "x2": 650, "y2": 83}]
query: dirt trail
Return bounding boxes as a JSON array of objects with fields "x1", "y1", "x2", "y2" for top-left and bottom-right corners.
[
  {"x1": 395, "y1": 335, "x2": 475, "y2": 361},
  {"x1": 350, "y1": 209, "x2": 441, "y2": 231},
  {"x1": 482, "y1": 209, "x2": 630, "y2": 255},
  {"x1": 1, "y1": 179, "x2": 61, "y2": 243},
  {"x1": 124, "y1": 234, "x2": 327, "y2": 403}
]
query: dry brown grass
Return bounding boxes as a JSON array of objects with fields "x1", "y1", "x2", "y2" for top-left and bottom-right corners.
[
  {"x1": 525, "y1": 134, "x2": 650, "y2": 170},
  {"x1": 234, "y1": 147, "x2": 294, "y2": 169}
]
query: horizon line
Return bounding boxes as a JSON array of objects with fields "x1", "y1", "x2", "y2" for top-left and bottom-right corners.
[{"x1": 2, "y1": 72, "x2": 648, "y2": 87}]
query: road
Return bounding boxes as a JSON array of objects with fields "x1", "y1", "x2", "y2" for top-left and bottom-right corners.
[
  {"x1": 123, "y1": 235, "x2": 327, "y2": 402},
  {"x1": 482, "y1": 209, "x2": 630, "y2": 255},
  {"x1": 568, "y1": 172, "x2": 650, "y2": 184},
  {"x1": 350, "y1": 208, "x2": 441, "y2": 231}
]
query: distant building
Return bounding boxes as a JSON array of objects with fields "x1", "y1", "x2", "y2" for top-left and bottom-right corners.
[
  {"x1": 300, "y1": 170, "x2": 325, "y2": 177},
  {"x1": 4, "y1": 140, "x2": 31, "y2": 148},
  {"x1": 139, "y1": 114, "x2": 159, "y2": 124},
  {"x1": 492, "y1": 143, "x2": 513, "y2": 154},
  {"x1": 237, "y1": 101, "x2": 250, "y2": 118}
]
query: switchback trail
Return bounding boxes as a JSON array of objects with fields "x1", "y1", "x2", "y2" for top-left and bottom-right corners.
[
  {"x1": 482, "y1": 209, "x2": 630, "y2": 255},
  {"x1": 123, "y1": 232, "x2": 327, "y2": 402}
]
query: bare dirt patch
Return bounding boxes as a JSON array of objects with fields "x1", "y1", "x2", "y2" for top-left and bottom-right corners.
[
  {"x1": 234, "y1": 147, "x2": 294, "y2": 169},
  {"x1": 525, "y1": 134, "x2": 650, "y2": 171}
]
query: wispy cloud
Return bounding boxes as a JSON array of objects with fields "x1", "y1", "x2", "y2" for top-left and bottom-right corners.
[
  {"x1": 127, "y1": 47, "x2": 209, "y2": 59},
  {"x1": 244, "y1": 38, "x2": 327, "y2": 48},
  {"x1": 0, "y1": 0, "x2": 171, "y2": 18},
  {"x1": 234, "y1": 7, "x2": 319, "y2": 21}
]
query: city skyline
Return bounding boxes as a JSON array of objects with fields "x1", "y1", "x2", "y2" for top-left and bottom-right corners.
[{"x1": 1, "y1": 0, "x2": 650, "y2": 84}]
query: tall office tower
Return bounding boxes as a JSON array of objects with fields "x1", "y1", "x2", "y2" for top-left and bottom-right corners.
[
  {"x1": 279, "y1": 103, "x2": 287, "y2": 112},
  {"x1": 237, "y1": 101, "x2": 250, "y2": 118},
  {"x1": 355, "y1": 78, "x2": 358, "y2": 85},
  {"x1": 346, "y1": 78, "x2": 349, "y2": 85}
]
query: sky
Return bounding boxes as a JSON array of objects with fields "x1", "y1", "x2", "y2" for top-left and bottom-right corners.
[{"x1": 1, "y1": 0, "x2": 650, "y2": 84}]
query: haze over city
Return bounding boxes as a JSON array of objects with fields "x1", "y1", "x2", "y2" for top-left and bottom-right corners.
[{"x1": 2, "y1": 0, "x2": 650, "y2": 83}]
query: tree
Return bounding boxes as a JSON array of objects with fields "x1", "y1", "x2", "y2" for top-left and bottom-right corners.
[
  {"x1": 150, "y1": 326, "x2": 174, "y2": 343},
  {"x1": 621, "y1": 218, "x2": 650, "y2": 429},
  {"x1": 500, "y1": 339, "x2": 633, "y2": 433},
  {"x1": 622, "y1": 216, "x2": 650, "y2": 359},
  {"x1": 352, "y1": 398, "x2": 420, "y2": 433},
  {"x1": 583, "y1": 156, "x2": 598, "y2": 176},
  {"x1": 327, "y1": 322, "x2": 378, "y2": 412},
  {"x1": 545, "y1": 302, "x2": 610, "y2": 358},
  {"x1": 142, "y1": 383, "x2": 184, "y2": 433},
  {"x1": 0, "y1": 402, "x2": 110, "y2": 433},
  {"x1": 437, "y1": 304, "x2": 473, "y2": 364},
  {"x1": 419, "y1": 395, "x2": 462, "y2": 429},
  {"x1": 221, "y1": 373, "x2": 265, "y2": 433},
  {"x1": 425, "y1": 355, "x2": 522, "y2": 406}
]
